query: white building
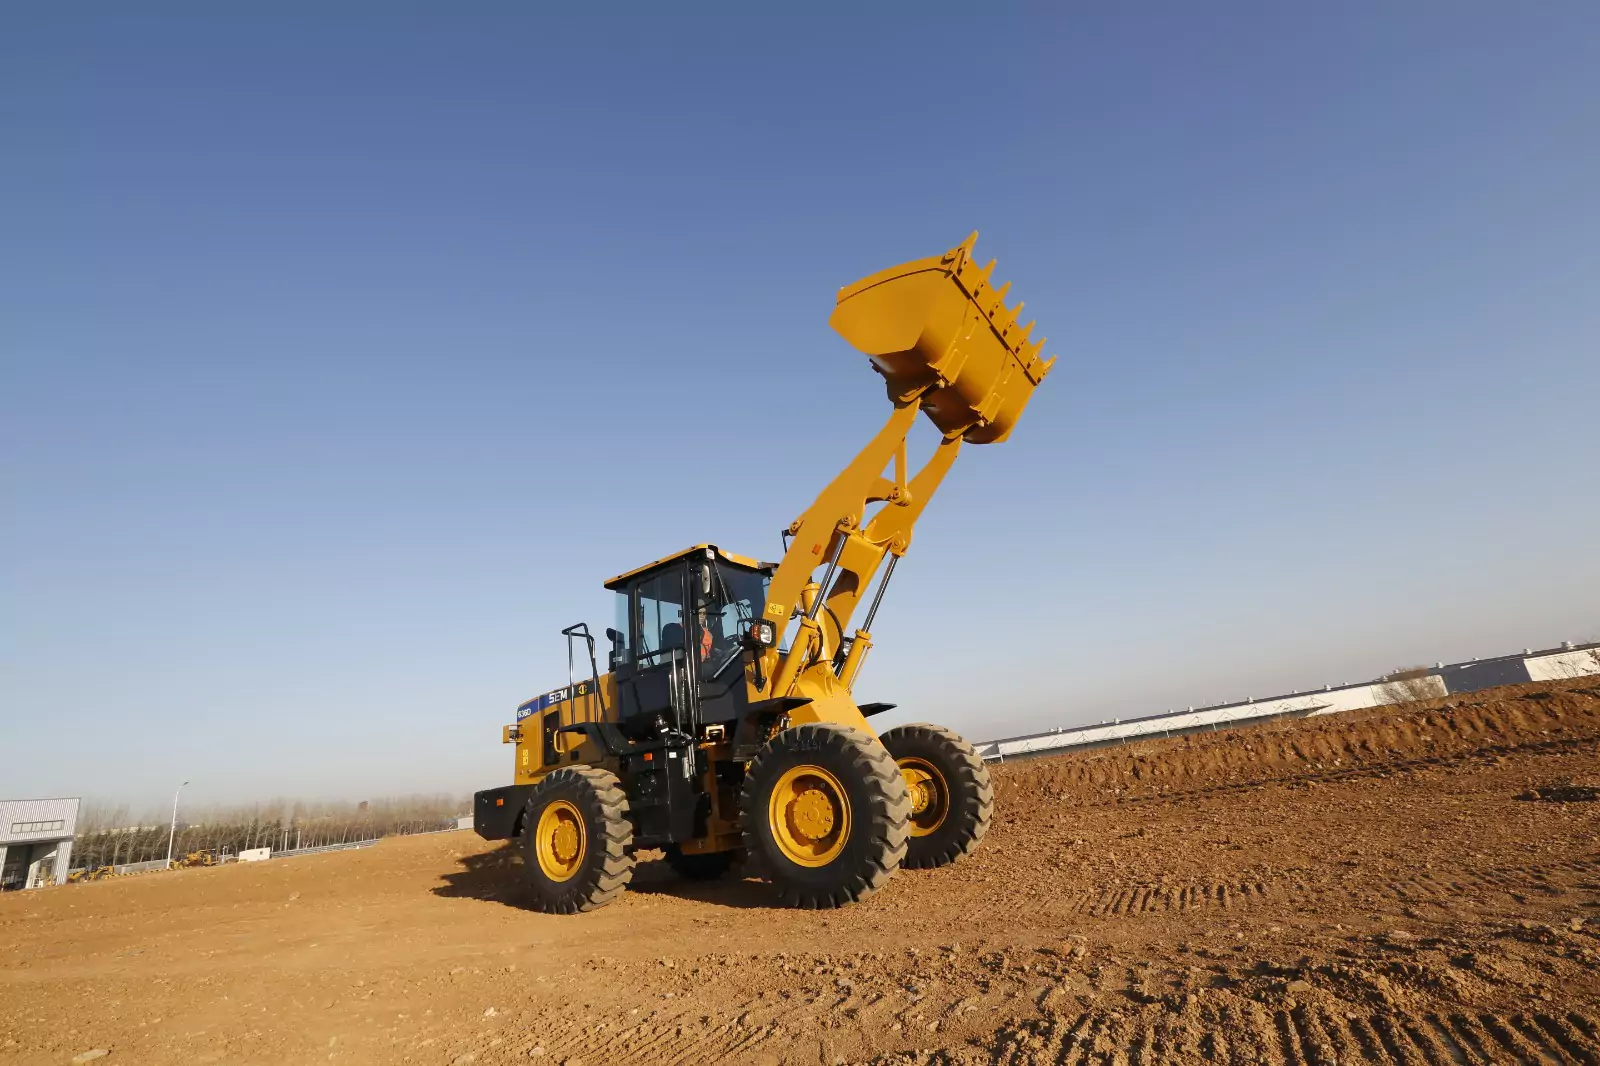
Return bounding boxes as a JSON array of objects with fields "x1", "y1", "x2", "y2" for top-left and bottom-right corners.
[
  {"x1": 0, "y1": 797, "x2": 80, "y2": 890},
  {"x1": 974, "y1": 640, "x2": 1600, "y2": 763}
]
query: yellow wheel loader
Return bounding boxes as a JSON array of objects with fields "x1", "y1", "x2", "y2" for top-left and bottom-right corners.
[{"x1": 473, "y1": 235, "x2": 1055, "y2": 911}]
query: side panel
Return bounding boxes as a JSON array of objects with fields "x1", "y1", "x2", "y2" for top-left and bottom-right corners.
[
  {"x1": 621, "y1": 747, "x2": 702, "y2": 847},
  {"x1": 474, "y1": 784, "x2": 536, "y2": 841},
  {"x1": 697, "y1": 654, "x2": 752, "y2": 725},
  {"x1": 509, "y1": 674, "x2": 619, "y2": 787}
]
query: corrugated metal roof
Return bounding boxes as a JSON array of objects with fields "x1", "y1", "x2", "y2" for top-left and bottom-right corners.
[{"x1": 0, "y1": 797, "x2": 81, "y2": 844}]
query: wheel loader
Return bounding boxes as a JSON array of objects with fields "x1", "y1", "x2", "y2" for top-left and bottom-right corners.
[{"x1": 473, "y1": 234, "x2": 1055, "y2": 911}]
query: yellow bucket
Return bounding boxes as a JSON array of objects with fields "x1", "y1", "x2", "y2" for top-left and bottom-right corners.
[{"x1": 829, "y1": 233, "x2": 1055, "y2": 444}]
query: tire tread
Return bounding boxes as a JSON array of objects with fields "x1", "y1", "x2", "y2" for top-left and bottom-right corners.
[
  {"x1": 521, "y1": 765, "x2": 636, "y2": 913},
  {"x1": 880, "y1": 722, "x2": 993, "y2": 869},
  {"x1": 740, "y1": 723, "x2": 910, "y2": 908}
]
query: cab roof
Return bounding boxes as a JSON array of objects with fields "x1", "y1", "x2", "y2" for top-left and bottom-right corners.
[{"x1": 603, "y1": 544, "x2": 772, "y2": 591}]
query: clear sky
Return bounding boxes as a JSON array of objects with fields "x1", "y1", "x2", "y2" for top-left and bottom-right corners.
[{"x1": 4, "y1": 10, "x2": 1597, "y2": 813}]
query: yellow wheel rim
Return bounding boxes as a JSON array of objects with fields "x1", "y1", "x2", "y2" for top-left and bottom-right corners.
[
  {"x1": 534, "y1": 799, "x2": 586, "y2": 882},
  {"x1": 768, "y1": 763, "x2": 851, "y2": 867},
  {"x1": 899, "y1": 758, "x2": 949, "y2": 837}
]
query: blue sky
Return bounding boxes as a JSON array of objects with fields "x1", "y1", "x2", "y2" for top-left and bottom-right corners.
[{"x1": 4, "y1": 10, "x2": 1597, "y2": 812}]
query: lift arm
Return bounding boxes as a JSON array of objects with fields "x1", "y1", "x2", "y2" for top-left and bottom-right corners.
[{"x1": 752, "y1": 234, "x2": 1056, "y2": 701}]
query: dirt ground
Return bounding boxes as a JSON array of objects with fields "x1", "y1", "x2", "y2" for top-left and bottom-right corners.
[{"x1": 3, "y1": 677, "x2": 1598, "y2": 1066}]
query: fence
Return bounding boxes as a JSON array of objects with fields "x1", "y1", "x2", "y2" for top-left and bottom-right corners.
[
  {"x1": 976, "y1": 698, "x2": 1335, "y2": 762},
  {"x1": 64, "y1": 825, "x2": 471, "y2": 883},
  {"x1": 227, "y1": 826, "x2": 464, "y2": 862},
  {"x1": 271, "y1": 838, "x2": 380, "y2": 860}
]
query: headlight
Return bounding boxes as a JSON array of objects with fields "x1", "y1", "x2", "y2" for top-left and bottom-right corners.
[{"x1": 745, "y1": 620, "x2": 777, "y2": 648}]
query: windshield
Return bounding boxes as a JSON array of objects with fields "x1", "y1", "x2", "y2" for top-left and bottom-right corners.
[
  {"x1": 613, "y1": 559, "x2": 774, "y2": 676},
  {"x1": 701, "y1": 563, "x2": 771, "y2": 679}
]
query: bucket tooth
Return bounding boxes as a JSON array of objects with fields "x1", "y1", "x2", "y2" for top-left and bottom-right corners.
[
  {"x1": 945, "y1": 231, "x2": 979, "y2": 266},
  {"x1": 829, "y1": 235, "x2": 1057, "y2": 445}
]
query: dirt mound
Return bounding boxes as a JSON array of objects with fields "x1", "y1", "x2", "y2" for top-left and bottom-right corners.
[
  {"x1": 995, "y1": 678, "x2": 1600, "y2": 808},
  {"x1": 1, "y1": 677, "x2": 1596, "y2": 1065}
]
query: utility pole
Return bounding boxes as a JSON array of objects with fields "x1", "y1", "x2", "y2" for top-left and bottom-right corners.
[{"x1": 165, "y1": 780, "x2": 190, "y2": 869}]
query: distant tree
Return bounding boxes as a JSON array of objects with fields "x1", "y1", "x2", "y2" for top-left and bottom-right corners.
[
  {"x1": 1378, "y1": 665, "x2": 1437, "y2": 705},
  {"x1": 71, "y1": 792, "x2": 462, "y2": 871},
  {"x1": 1541, "y1": 645, "x2": 1600, "y2": 680}
]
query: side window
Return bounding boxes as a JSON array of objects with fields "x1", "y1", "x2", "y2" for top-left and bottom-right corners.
[
  {"x1": 635, "y1": 571, "x2": 684, "y2": 669},
  {"x1": 611, "y1": 591, "x2": 632, "y2": 668}
]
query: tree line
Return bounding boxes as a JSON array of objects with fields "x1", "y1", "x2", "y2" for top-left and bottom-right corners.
[{"x1": 71, "y1": 793, "x2": 470, "y2": 870}]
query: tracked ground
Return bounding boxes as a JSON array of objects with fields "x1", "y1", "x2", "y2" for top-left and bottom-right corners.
[{"x1": 2, "y1": 678, "x2": 1597, "y2": 1065}]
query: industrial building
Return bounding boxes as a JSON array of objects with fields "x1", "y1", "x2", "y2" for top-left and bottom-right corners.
[
  {"x1": 975, "y1": 640, "x2": 1600, "y2": 763},
  {"x1": 0, "y1": 797, "x2": 80, "y2": 890}
]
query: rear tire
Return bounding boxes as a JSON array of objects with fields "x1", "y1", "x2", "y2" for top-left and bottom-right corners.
[
  {"x1": 518, "y1": 766, "x2": 635, "y2": 913},
  {"x1": 879, "y1": 723, "x2": 993, "y2": 869},
  {"x1": 665, "y1": 845, "x2": 739, "y2": 881},
  {"x1": 740, "y1": 723, "x2": 910, "y2": 908}
]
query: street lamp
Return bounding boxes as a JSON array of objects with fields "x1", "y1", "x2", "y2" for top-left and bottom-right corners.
[{"x1": 165, "y1": 780, "x2": 190, "y2": 869}]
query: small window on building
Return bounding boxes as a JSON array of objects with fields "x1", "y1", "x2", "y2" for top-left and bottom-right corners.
[{"x1": 9, "y1": 820, "x2": 66, "y2": 834}]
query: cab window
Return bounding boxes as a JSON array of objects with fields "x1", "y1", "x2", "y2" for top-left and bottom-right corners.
[
  {"x1": 633, "y1": 570, "x2": 685, "y2": 669},
  {"x1": 700, "y1": 564, "x2": 772, "y2": 679}
]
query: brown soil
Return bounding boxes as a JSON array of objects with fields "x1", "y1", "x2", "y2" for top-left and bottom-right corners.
[{"x1": 3, "y1": 677, "x2": 1598, "y2": 1065}]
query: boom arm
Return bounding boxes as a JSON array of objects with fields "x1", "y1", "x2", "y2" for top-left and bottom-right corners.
[{"x1": 752, "y1": 234, "x2": 1055, "y2": 701}]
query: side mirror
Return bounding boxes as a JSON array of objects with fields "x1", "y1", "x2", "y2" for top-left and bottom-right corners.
[
  {"x1": 699, "y1": 565, "x2": 712, "y2": 598},
  {"x1": 605, "y1": 627, "x2": 624, "y2": 666}
]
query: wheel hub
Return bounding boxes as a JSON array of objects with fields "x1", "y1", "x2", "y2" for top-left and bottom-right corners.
[
  {"x1": 534, "y1": 799, "x2": 587, "y2": 882},
  {"x1": 551, "y1": 822, "x2": 580, "y2": 864},
  {"x1": 768, "y1": 763, "x2": 852, "y2": 867},
  {"x1": 898, "y1": 759, "x2": 949, "y2": 837},
  {"x1": 791, "y1": 788, "x2": 836, "y2": 840}
]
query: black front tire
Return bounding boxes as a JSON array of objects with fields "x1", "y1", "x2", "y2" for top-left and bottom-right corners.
[
  {"x1": 740, "y1": 723, "x2": 910, "y2": 908},
  {"x1": 518, "y1": 766, "x2": 636, "y2": 913},
  {"x1": 879, "y1": 723, "x2": 994, "y2": 869}
]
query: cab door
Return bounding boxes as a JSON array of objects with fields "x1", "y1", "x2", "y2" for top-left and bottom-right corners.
[{"x1": 615, "y1": 564, "x2": 698, "y2": 733}]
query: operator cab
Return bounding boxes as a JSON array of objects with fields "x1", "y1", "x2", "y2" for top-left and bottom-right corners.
[{"x1": 603, "y1": 545, "x2": 774, "y2": 738}]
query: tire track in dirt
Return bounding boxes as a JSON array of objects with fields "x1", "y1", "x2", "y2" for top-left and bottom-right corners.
[
  {"x1": 1058, "y1": 879, "x2": 1274, "y2": 919},
  {"x1": 953, "y1": 1006, "x2": 1600, "y2": 1065},
  {"x1": 424, "y1": 908, "x2": 1600, "y2": 1066},
  {"x1": 1358, "y1": 855, "x2": 1600, "y2": 911},
  {"x1": 430, "y1": 949, "x2": 1056, "y2": 1066},
  {"x1": 867, "y1": 923, "x2": 1600, "y2": 1066}
]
